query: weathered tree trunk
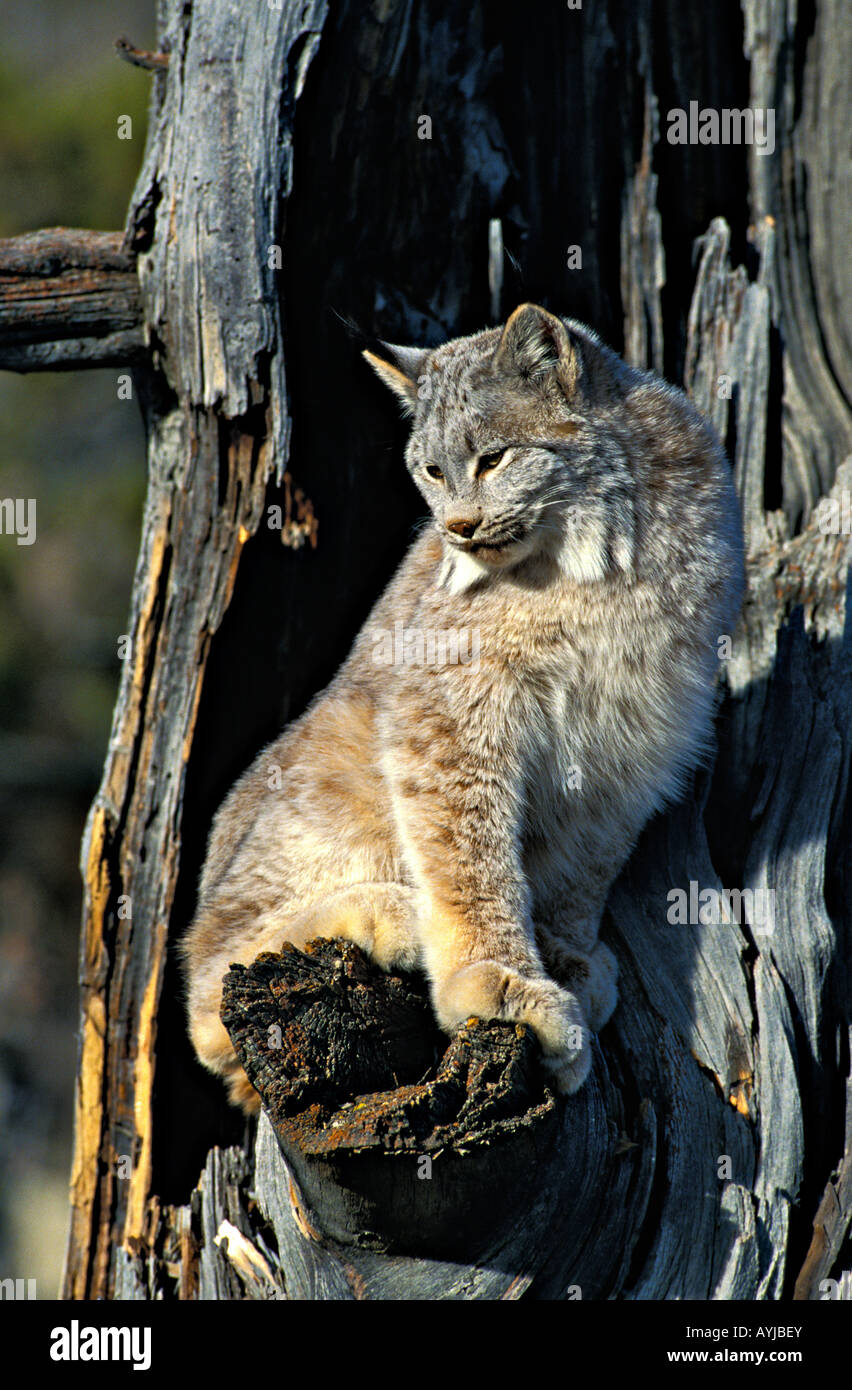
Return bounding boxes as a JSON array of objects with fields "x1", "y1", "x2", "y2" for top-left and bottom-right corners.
[{"x1": 4, "y1": 0, "x2": 847, "y2": 1300}]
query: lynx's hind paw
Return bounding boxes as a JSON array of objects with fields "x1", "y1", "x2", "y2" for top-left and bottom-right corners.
[
  {"x1": 582, "y1": 941, "x2": 618, "y2": 1031},
  {"x1": 536, "y1": 929, "x2": 619, "y2": 1033}
]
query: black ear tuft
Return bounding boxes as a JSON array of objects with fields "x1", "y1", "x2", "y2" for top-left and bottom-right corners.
[{"x1": 327, "y1": 306, "x2": 371, "y2": 351}]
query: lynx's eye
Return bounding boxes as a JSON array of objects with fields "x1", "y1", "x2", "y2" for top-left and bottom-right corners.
[
  {"x1": 424, "y1": 464, "x2": 445, "y2": 483},
  {"x1": 475, "y1": 448, "x2": 506, "y2": 478}
]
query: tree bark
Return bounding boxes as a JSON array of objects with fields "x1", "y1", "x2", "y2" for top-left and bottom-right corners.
[{"x1": 37, "y1": 0, "x2": 852, "y2": 1300}]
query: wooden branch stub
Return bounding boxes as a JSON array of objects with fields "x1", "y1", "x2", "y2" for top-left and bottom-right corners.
[
  {"x1": 115, "y1": 37, "x2": 171, "y2": 71},
  {"x1": 221, "y1": 940, "x2": 560, "y2": 1256},
  {"x1": 0, "y1": 227, "x2": 144, "y2": 370}
]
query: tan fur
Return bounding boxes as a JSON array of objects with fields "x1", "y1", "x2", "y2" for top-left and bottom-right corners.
[{"x1": 182, "y1": 306, "x2": 744, "y2": 1110}]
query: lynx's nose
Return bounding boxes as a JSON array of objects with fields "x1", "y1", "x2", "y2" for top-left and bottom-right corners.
[{"x1": 446, "y1": 517, "x2": 479, "y2": 538}]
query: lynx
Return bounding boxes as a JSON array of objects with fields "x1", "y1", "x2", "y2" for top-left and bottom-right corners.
[{"x1": 182, "y1": 303, "x2": 745, "y2": 1112}]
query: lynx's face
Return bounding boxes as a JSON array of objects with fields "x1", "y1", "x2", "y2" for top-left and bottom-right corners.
[{"x1": 365, "y1": 304, "x2": 638, "y2": 589}]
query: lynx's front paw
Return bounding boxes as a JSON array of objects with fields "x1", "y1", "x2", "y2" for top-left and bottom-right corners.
[{"x1": 434, "y1": 961, "x2": 591, "y2": 1094}]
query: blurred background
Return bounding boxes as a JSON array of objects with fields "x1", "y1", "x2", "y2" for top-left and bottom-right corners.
[{"x1": 0, "y1": 0, "x2": 154, "y2": 1297}]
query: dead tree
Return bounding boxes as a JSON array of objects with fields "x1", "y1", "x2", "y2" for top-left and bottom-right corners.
[{"x1": 1, "y1": 0, "x2": 848, "y2": 1300}]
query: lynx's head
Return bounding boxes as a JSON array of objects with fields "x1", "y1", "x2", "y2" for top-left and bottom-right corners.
[{"x1": 365, "y1": 303, "x2": 638, "y2": 593}]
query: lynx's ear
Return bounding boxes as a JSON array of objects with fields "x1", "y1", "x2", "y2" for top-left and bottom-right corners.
[
  {"x1": 363, "y1": 342, "x2": 430, "y2": 416},
  {"x1": 492, "y1": 303, "x2": 581, "y2": 398}
]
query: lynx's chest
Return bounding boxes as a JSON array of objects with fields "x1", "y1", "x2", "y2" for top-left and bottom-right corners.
[
  {"x1": 522, "y1": 677, "x2": 584, "y2": 799},
  {"x1": 513, "y1": 625, "x2": 658, "y2": 826}
]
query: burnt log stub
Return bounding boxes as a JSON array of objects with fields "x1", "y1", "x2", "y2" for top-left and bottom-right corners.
[
  {"x1": 220, "y1": 939, "x2": 442, "y2": 1113},
  {"x1": 221, "y1": 938, "x2": 561, "y2": 1256}
]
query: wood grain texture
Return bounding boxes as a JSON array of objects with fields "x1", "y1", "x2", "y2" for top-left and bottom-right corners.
[
  {"x1": 60, "y1": 0, "x2": 329, "y2": 1300},
  {"x1": 744, "y1": 0, "x2": 852, "y2": 531},
  {"x1": 0, "y1": 228, "x2": 144, "y2": 369}
]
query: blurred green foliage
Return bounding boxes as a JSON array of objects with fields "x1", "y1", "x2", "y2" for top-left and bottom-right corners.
[
  {"x1": 0, "y1": 4, "x2": 154, "y2": 1300},
  {"x1": 0, "y1": 56, "x2": 151, "y2": 236},
  {"x1": 0, "y1": 370, "x2": 146, "y2": 743},
  {"x1": 0, "y1": 49, "x2": 149, "y2": 753}
]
